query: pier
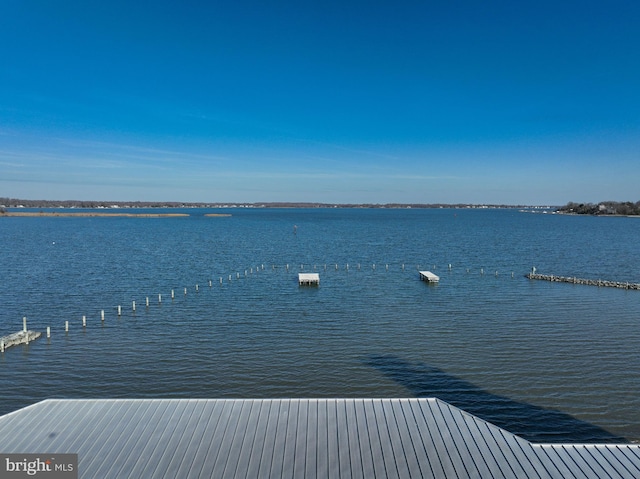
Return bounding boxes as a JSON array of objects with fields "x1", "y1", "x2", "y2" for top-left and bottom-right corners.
[
  {"x1": 526, "y1": 273, "x2": 640, "y2": 290},
  {"x1": 1, "y1": 262, "x2": 511, "y2": 356},
  {"x1": 298, "y1": 273, "x2": 320, "y2": 285},
  {"x1": 0, "y1": 262, "x2": 538, "y2": 359},
  {"x1": 419, "y1": 270, "x2": 440, "y2": 282}
]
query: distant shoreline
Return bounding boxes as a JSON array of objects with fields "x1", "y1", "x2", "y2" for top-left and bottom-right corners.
[
  {"x1": 0, "y1": 211, "x2": 233, "y2": 218},
  {"x1": 556, "y1": 201, "x2": 640, "y2": 216},
  {"x1": 0, "y1": 197, "x2": 555, "y2": 210},
  {"x1": 0, "y1": 212, "x2": 191, "y2": 218},
  {"x1": 557, "y1": 212, "x2": 640, "y2": 218}
]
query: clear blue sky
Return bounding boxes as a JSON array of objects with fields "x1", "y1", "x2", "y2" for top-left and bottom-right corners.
[{"x1": 1, "y1": 1, "x2": 638, "y2": 204}]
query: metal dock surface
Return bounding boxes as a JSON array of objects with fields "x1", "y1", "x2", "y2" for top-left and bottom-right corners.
[
  {"x1": 419, "y1": 271, "x2": 440, "y2": 282},
  {"x1": 1, "y1": 398, "x2": 639, "y2": 478}
]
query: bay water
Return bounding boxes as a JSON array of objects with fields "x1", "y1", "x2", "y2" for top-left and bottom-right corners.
[{"x1": 1, "y1": 208, "x2": 639, "y2": 443}]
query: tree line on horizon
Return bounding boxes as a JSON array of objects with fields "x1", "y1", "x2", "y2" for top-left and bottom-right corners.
[
  {"x1": 0, "y1": 197, "x2": 547, "y2": 210},
  {"x1": 0, "y1": 198, "x2": 210, "y2": 209},
  {"x1": 557, "y1": 201, "x2": 640, "y2": 215}
]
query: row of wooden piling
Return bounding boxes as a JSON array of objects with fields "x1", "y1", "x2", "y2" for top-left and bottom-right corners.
[
  {"x1": 1, "y1": 266, "x2": 268, "y2": 352},
  {"x1": 0, "y1": 262, "x2": 528, "y2": 353},
  {"x1": 291, "y1": 263, "x2": 515, "y2": 276}
]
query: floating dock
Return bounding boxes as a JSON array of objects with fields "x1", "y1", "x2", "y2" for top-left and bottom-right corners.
[
  {"x1": 298, "y1": 273, "x2": 320, "y2": 286},
  {"x1": 1, "y1": 398, "x2": 639, "y2": 478},
  {"x1": 419, "y1": 270, "x2": 440, "y2": 282},
  {"x1": 0, "y1": 330, "x2": 41, "y2": 352}
]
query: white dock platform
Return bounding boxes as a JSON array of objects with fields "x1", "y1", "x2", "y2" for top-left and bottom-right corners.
[
  {"x1": 1, "y1": 398, "x2": 639, "y2": 478},
  {"x1": 298, "y1": 273, "x2": 320, "y2": 285},
  {"x1": 0, "y1": 330, "x2": 41, "y2": 352},
  {"x1": 419, "y1": 270, "x2": 440, "y2": 282}
]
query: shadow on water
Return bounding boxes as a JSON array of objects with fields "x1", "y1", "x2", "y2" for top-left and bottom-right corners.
[{"x1": 366, "y1": 354, "x2": 627, "y2": 444}]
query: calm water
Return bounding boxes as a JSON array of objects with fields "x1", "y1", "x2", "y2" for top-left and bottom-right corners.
[{"x1": 1, "y1": 208, "x2": 639, "y2": 443}]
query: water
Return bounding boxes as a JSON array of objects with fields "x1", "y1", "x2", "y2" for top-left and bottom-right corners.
[{"x1": 1, "y1": 208, "x2": 639, "y2": 443}]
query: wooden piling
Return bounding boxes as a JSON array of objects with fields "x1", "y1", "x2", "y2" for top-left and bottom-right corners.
[
  {"x1": 47, "y1": 327, "x2": 50, "y2": 339},
  {"x1": 146, "y1": 297, "x2": 149, "y2": 307},
  {"x1": 132, "y1": 301, "x2": 136, "y2": 312},
  {"x1": 171, "y1": 289, "x2": 175, "y2": 299},
  {"x1": 23, "y1": 317, "x2": 27, "y2": 332},
  {"x1": 158, "y1": 294, "x2": 162, "y2": 304},
  {"x1": 118, "y1": 305, "x2": 122, "y2": 316},
  {"x1": 65, "y1": 321, "x2": 69, "y2": 332},
  {"x1": 101, "y1": 309, "x2": 105, "y2": 321},
  {"x1": 82, "y1": 315, "x2": 86, "y2": 327}
]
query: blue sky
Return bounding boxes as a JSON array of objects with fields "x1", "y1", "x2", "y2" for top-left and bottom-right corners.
[{"x1": 1, "y1": 1, "x2": 638, "y2": 204}]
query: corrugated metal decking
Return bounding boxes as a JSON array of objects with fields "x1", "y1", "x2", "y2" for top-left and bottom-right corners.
[{"x1": 1, "y1": 398, "x2": 639, "y2": 478}]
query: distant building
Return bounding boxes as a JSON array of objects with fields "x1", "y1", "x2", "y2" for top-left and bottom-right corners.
[{"x1": 598, "y1": 204, "x2": 617, "y2": 214}]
